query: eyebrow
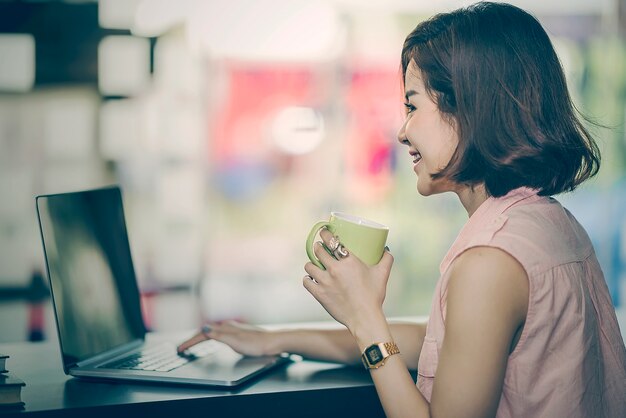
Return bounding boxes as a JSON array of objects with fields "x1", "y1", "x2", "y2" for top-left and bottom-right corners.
[{"x1": 404, "y1": 89, "x2": 418, "y2": 101}]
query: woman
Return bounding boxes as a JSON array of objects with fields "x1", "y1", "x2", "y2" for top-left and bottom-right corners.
[{"x1": 179, "y1": 2, "x2": 626, "y2": 416}]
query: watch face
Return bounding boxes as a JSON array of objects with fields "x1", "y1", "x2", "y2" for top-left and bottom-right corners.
[{"x1": 365, "y1": 345, "x2": 383, "y2": 364}]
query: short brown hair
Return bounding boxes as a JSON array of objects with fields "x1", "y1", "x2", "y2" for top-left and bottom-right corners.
[{"x1": 401, "y1": 2, "x2": 600, "y2": 197}]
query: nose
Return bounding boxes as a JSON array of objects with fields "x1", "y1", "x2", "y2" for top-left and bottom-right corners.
[{"x1": 397, "y1": 120, "x2": 409, "y2": 146}]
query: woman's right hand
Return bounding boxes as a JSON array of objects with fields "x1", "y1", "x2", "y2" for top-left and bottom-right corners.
[{"x1": 176, "y1": 320, "x2": 278, "y2": 357}]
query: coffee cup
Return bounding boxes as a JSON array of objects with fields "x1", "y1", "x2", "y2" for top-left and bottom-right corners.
[{"x1": 306, "y1": 212, "x2": 389, "y2": 270}]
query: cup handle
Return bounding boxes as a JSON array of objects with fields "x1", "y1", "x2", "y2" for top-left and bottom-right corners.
[{"x1": 306, "y1": 221, "x2": 331, "y2": 270}]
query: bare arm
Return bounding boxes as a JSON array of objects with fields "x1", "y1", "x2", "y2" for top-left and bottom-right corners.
[
  {"x1": 429, "y1": 247, "x2": 528, "y2": 417},
  {"x1": 269, "y1": 321, "x2": 427, "y2": 368},
  {"x1": 348, "y1": 247, "x2": 529, "y2": 418},
  {"x1": 178, "y1": 320, "x2": 426, "y2": 369}
]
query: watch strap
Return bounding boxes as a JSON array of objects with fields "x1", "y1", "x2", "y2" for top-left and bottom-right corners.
[
  {"x1": 382, "y1": 342, "x2": 400, "y2": 356},
  {"x1": 361, "y1": 341, "x2": 400, "y2": 369}
]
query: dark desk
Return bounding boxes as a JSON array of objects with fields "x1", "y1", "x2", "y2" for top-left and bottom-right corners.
[{"x1": 0, "y1": 339, "x2": 388, "y2": 417}]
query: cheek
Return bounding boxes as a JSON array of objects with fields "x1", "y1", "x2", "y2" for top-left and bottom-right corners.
[
  {"x1": 433, "y1": 128, "x2": 458, "y2": 168},
  {"x1": 442, "y1": 137, "x2": 457, "y2": 160},
  {"x1": 405, "y1": 112, "x2": 458, "y2": 159}
]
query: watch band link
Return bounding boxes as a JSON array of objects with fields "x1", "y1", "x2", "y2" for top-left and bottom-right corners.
[{"x1": 383, "y1": 342, "x2": 400, "y2": 356}]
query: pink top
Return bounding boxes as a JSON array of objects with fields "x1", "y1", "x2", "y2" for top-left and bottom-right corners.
[{"x1": 417, "y1": 187, "x2": 626, "y2": 417}]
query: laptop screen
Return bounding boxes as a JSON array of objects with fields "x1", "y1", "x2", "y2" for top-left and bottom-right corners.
[{"x1": 36, "y1": 187, "x2": 146, "y2": 368}]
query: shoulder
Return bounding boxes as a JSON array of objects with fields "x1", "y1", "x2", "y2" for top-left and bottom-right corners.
[
  {"x1": 494, "y1": 198, "x2": 594, "y2": 268},
  {"x1": 453, "y1": 246, "x2": 526, "y2": 275}
]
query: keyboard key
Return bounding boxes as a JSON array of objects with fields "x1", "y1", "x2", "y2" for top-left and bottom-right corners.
[{"x1": 100, "y1": 345, "x2": 192, "y2": 372}]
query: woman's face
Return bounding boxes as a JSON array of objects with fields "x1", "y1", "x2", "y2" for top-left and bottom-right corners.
[{"x1": 397, "y1": 61, "x2": 459, "y2": 196}]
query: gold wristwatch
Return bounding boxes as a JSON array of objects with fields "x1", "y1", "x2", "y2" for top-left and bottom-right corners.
[{"x1": 361, "y1": 342, "x2": 400, "y2": 369}]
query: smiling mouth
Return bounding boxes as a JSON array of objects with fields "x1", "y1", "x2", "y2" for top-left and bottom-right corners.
[{"x1": 412, "y1": 153, "x2": 422, "y2": 164}]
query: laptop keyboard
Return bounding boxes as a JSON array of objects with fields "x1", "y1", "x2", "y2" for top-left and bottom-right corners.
[{"x1": 101, "y1": 342, "x2": 218, "y2": 373}]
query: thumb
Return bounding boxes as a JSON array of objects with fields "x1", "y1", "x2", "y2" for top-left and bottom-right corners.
[{"x1": 376, "y1": 249, "x2": 394, "y2": 275}]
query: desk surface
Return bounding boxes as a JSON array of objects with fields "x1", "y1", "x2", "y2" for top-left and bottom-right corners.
[{"x1": 0, "y1": 338, "x2": 390, "y2": 418}]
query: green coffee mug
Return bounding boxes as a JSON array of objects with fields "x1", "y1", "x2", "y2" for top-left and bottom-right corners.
[{"x1": 306, "y1": 212, "x2": 389, "y2": 270}]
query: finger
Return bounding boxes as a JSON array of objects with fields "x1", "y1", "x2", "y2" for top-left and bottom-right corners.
[
  {"x1": 302, "y1": 273, "x2": 320, "y2": 295},
  {"x1": 304, "y1": 261, "x2": 323, "y2": 275},
  {"x1": 319, "y1": 228, "x2": 335, "y2": 247},
  {"x1": 177, "y1": 330, "x2": 209, "y2": 353},
  {"x1": 217, "y1": 319, "x2": 237, "y2": 329},
  {"x1": 304, "y1": 262, "x2": 327, "y2": 284},
  {"x1": 314, "y1": 241, "x2": 336, "y2": 267},
  {"x1": 379, "y1": 249, "x2": 394, "y2": 269},
  {"x1": 376, "y1": 250, "x2": 395, "y2": 276}
]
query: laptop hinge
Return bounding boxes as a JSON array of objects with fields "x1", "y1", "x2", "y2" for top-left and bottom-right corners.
[{"x1": 76, "y1": 339, "x2": 144, "y2": 368}]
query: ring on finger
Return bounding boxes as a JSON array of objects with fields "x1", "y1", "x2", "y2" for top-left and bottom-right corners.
[
  {"x1": 327, "y1": 235, "x2": 341, "y2": 252},
  {"x1": 305, "y1": 274, "x2": 319, "y2": 284},
  {"x1": 334, "y1": 244, "x2": 349, "y2": 259}
]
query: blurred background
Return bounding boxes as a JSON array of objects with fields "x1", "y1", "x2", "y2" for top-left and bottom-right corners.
[{"x1": 0, "y1": 0, "x2": 625, "y2": 343}]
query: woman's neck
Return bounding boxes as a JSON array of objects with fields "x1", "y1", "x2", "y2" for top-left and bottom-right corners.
[{"x1": 456, "y1": 184, "x2": 489, "y2": 217}]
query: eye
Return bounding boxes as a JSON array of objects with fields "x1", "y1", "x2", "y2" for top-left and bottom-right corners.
[{"x1": 403, "y1": 102, "x2": 416, "y2": 114}]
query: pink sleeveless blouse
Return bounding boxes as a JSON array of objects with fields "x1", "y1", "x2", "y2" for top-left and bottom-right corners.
[{"x1": 417, "y1": 187, "x2": 626, "y2": 417}]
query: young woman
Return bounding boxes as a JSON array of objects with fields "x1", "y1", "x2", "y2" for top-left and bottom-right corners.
[{"x1": 179, "y1": 3, "x2": 626, "y2": 417}]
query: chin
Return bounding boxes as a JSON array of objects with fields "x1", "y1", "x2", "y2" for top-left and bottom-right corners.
[
  {"x1": 416, "y1": 177, "x2": 450, "y2": 197},
  {"x1": 416, "y1": 180, "x2": 435, "y2": 196}
]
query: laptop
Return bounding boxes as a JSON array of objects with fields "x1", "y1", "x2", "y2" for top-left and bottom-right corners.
[{"x1": 36, "y1": 186, "x2": 289, "y2": 387}]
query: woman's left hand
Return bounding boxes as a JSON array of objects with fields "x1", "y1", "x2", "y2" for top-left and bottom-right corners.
[{"x1": 303, "y1": 228, "x2": 394, "y2": 333}]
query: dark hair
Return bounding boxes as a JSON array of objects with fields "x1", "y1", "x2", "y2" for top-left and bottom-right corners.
[{"x1": 401, "y1": 1, "x2": 600, "y2": 197}]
